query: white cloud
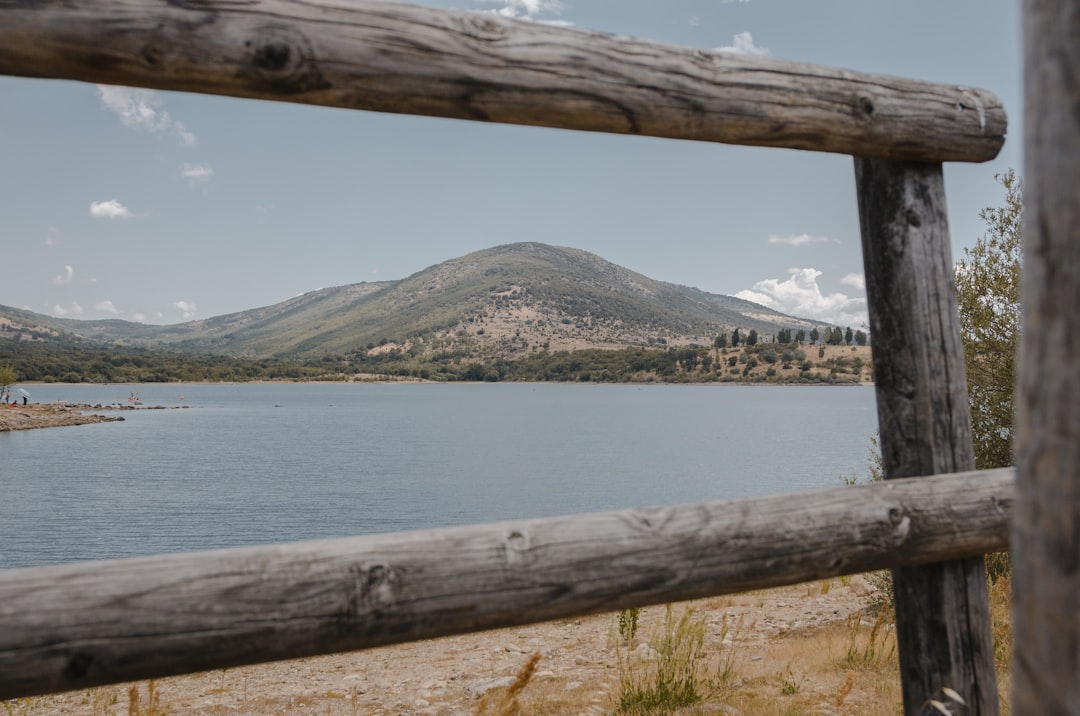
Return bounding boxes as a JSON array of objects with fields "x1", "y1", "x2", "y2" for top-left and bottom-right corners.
[
  {"x1": 715, "y1": 31, "x2": 770, "y2": 56},
  {"x1": 841, "y1": 273, "x2": 866, "y2": 291},
  {"x1": 95, "y1": 300, "x2": 120, "y2": 315},
  {"x1": 735, "y1": 268, "x2": 868, "y2": 327},
  {"x1": 96, "y1": 85, "x2": 196, "y2": 145},
  {"x1": 44, "y1": 227, "x2": 60, "y2": 246},
  {"x1": 52, "y1": 301, "x2": 83, "y2": 317},
  {"x1": 472, "y1": 0, "x2": 571, "y2": 25},
  {"x1": 172, "y1": 300, "x2": 197, "y2": 320},
  {"x1": 768, "y1": 233, "x2": 830, "y2": 247},
  {"x1": 181, "y1": 163, "x2": 214, "y2": 184},
  {"x1": 90, "y1": 199, "x2": 134, "y2": 219},
  {"x1": 132, "y1": 312, "x2": 147, "y2": 323},
  {"x1": 53, "y1": 265, "x2": 74, "y2": 285}
]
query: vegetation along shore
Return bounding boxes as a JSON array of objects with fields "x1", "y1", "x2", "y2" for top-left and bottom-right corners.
[{"x1": 1, "y1": 243, "x2": 870, "y2": 387}]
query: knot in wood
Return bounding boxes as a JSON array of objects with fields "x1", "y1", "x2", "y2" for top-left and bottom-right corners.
[
  {"x1": 461, "y1": 14, "x2": 511, "y2": 41},
  {"x1": 359, "y1": 564, "x2": 399, "y2": 607},
  {"x1": 140, "y1": 42, "x2": 164, "y2": 67},
  {"x1": 243, "y1": 25, "x2": 330, "y2": 93},
  {"x1": 888, "y1": 507, "x2": 911, "y2": 543},
  {"x1": 857, "y1": 95, "x2": 875, "y2": 118},
  {"x1": 502, "y1": 530, "x2": 531, "y2": 566}
]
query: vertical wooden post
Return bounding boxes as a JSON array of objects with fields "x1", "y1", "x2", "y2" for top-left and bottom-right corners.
[
  {"x1": 855, "y1": 159, "x2": 999, "y2": 715},
  {"x1": 1014, "y1": 1, "x2": 1080, "y2": 712}
]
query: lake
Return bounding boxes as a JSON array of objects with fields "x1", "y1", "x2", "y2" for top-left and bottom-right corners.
[{"x1": 1, "y1": 383, "x2": 878, "y2": 569}]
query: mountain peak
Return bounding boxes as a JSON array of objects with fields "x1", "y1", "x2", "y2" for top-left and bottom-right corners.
[{"x1": 1, "y1": 243, "x2": 826, "y2": 359}]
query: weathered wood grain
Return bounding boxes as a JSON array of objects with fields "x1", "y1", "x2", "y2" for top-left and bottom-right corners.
[
  {"x1": 1014, "y1": 1, "x2": 1080, "y2": 712},
  {"x1": 0, "y1": 469, "x2": 1012, "y2": 700},
  {"x1": 0, "y1": 0, "x2": 1005, "y2": 162},
  {"x1": 855, "y1": 159, "x2": 999, "y2": 715}
]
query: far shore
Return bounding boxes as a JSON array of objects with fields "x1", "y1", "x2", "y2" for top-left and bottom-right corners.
[{"x1": 2, "y1": 377, "x2": 868, "y2": 434}]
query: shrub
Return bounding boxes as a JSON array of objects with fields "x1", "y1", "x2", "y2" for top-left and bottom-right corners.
[{"x1": 615, "y1": 606, "x2": 709, "y2": 715}]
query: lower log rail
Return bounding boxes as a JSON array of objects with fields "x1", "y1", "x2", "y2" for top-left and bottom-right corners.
[{"x1": 0, "y1": 468, "x2": 1012, "y2": 700}]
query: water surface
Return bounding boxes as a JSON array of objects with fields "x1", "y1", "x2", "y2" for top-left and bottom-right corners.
[{"x1": 1, "y1": 383, "x2": 878, "y2": 568}]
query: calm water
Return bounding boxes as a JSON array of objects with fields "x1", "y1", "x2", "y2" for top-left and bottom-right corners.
[{"x1": 1, "y1": 383, "x2": 878, "y2": 569}]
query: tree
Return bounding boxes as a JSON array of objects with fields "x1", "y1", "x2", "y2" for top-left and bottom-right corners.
[
  {"x1": 731, "y1": 328, "x2": 741, "y2": 347},
  {"x1": 795, "y1": 329, "x2": 806, "y2": 345},
  {"x1": 809, "y1": 327, "x2": 819, "y2": 344},
  {"x1": 854, "y1": 329, "x2": 867, "y2": 346},
  {"x1": 844, "y1": 326, "x2": 854, "y2": 345},
  {"x1": 712, "y1": 333, "x2": 727, "y2": 368},
  {"x1": 955, "y1": 170, "x2": 1022, "y2": 469},
  {"x1": 0, "y1": 364, "x2": 16, "y2": 398},
  {"x1": 746, "y1": 329, "x2": 758, "y2": 346}
]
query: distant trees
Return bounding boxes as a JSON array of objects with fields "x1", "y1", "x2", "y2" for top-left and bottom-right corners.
[
  {"x1": 854, "y1": 329, "x2": 868, "y2": 346},
  {"x1": 747, "y1": 329, "x2": 758, "y2": 346},
  {"x1": 809, "y1": 327, "x2": 819, "y2": 344},
  {"x1": 731, "y1": 328, "x2": 742, "y2": 347}
]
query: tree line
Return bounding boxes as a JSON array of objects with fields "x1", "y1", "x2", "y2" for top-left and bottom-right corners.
[
  {"x1": 0, "y1": 337, "x2": 869, "y2": 387},
  {"x1": 714, "y1": 325, "x2": 867, "y2": 349}
]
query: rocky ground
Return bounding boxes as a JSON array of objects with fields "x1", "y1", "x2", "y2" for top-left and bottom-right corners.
[
  {"x1": 6, "y1": 579, "x2": 878, "y2": 716},
  {"x1": 0, "y1": 403, "x2": 125, "y2": 431}
]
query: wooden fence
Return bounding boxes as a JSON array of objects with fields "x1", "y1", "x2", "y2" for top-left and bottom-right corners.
[{"x1": 0, "y1": 1, "x2": 1074, "y2": 713}]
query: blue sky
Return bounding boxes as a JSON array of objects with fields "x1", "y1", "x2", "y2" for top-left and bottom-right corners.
[{"x1": 0, "y1": 0, "x2": 1020, "y2": 329}]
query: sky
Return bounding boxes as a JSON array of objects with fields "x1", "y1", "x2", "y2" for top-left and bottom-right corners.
[{"x1": 0, "y1": 0, "x2": 1021, "y2": 329}]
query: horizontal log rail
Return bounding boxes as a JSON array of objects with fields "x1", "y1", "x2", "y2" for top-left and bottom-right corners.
[
  {"x1": 0, "y1": 0, "x2": 1005, "y2": 162},
  {"x1": 0, "y1": 468, "x2": 1012, "y2": 700}
]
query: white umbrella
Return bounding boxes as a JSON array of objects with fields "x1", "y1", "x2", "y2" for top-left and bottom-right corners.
[{"x1": 16, "y1": 388, "x2": 30, "y2": 398}]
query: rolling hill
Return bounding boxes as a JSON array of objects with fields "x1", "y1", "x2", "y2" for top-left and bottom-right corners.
[{"x1": 1, "y1": 243, "x2": 828, "y2": 361}]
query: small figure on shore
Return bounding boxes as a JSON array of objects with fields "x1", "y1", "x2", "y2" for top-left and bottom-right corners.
[{"x1": 22, "y1": 396, "x2": 27, "y2": 405}]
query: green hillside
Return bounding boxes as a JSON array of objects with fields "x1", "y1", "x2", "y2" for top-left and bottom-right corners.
[{"x1": 1, "y1": 242, "x2": 828, "y2": 361}]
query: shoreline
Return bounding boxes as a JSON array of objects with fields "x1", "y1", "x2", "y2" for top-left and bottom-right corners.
[
  {"x1": 0, "y1": 402, "x2": 191, "y2": 432},
  {"x1": 1, "y1": 381, "x2": 873, "y2": 432}
]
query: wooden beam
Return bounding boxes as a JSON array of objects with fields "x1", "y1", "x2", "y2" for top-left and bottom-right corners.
[
  {"x1": 0, "y1": 0, "x2": 1005, "y2": 163},
  {"x1": 1014, "y1": 0, "x2": 1080, "y2": 712},
  {"x1": 0, "y1": 469, "x2": 1012, "y2": 700},
  {"x1": 855, "y1": 159, "x2": 1000, "y2": 715}
]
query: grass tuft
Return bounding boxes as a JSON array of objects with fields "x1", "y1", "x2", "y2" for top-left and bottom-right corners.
[{"x1": 614, "y1": 605, "x2": 710, "y2": 715}]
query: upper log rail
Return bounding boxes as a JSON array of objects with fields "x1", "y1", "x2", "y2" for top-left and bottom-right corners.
[
  {"x1": 0, "y1": 469, "x2": 1012, "y2": 700},
  {"x1": 0, "y1": 0, "x2": 1005, "y2": 163}
]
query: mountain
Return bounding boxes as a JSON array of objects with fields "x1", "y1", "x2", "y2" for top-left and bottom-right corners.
[{"x1": 0, "y1": 243, "x2": 827, "y2": 360}]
